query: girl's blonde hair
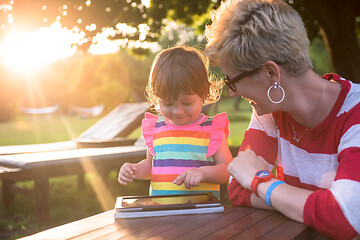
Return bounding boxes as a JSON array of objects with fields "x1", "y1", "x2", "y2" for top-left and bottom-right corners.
[
  {"x1": 146, "y1": 46, "x2": 221, "y2": 106},
  {"x1": 205, "y1": 0, "x2": 312, "y2": 75}
]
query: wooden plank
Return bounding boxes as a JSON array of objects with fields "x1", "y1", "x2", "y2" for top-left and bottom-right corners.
[
  {"x1": 119, "y1": 215, "x2": 198, "y2": 240},
  {"x1": 72, "y1": 224, "x2": 127, "y2": 240},
  {"x1": 176, "y1": 206, "x2": 255, "y2": 240},
  {"x1": 205, "y1": 208, "x2": 274, "y2": 239},
  {"x1": 0, "y1": 141, "x2": 77, "y2": 155},
  {"x1": 231, "y1": 212, "x2": 287, "y2": 239},
  {"x1": 76, "y1": 138, "x2": 137, "y2": 148},
  {"x1": 258, "y1": 218, "x2": 316, "y2": 240},
  {"x1": 145, "y1": 211, "x2": 224, "y2": 240},
  {"x1": 78, "y1": 102, "x2": 149, "y2": 140},
  {"x1": 0, "y1": 147, "x2": 145, "y2": 181},
  {"x1": 311, "y1": 233, "x2": 332, "y2": 240},
  {"x1": 19, "y1": 210, "x2": 114, "y2": 240},
  {"x1": 0, "y1": 145, "x2": 146, "y2": 169},
  {"x1": 0, "y1": 166, "x2": 21, "y2": 174},
  {"x1": 73, "y1": 214, "x2": 190, "y2": 240}
]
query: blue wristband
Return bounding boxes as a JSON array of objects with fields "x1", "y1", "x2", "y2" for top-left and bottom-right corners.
[{"x1": 265, "y1": 181, "x2": 286, "y2": 207}]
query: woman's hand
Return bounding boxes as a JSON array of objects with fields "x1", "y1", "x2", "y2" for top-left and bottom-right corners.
[
  {"x1": 173, "y1": 168, "x2": 206, "y2": 189},
  {"x1": 227, "y1": 149, "x2": 269, "y2": 190}
]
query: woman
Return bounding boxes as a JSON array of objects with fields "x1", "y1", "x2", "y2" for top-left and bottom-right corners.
[{"x1": 204, "y1": 0, "x2": 359, "y2": 239}]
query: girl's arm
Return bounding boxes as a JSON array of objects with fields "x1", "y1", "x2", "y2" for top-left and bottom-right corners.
[
  {"x1": 172, "y1": 134, "x2": 232, "y2": 188},
  {"x1": 132, "y1": 149, "x2": 153, "y2": 180},
  {"x1": 199, "y1": 134, "x2": 232, "y2": 184}
]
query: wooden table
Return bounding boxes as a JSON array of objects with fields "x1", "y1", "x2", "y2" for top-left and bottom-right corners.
[
  {"x1": 0, "y1": 145, "x2": 146, "y2": 223},
  {"x1": 19, "y1": 206, "x2": 326, "y2": 240}
]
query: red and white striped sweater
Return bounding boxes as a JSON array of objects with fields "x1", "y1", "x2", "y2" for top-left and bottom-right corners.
[{"x1": 228, "y1": 74, "x2": 360, "y2": 240}]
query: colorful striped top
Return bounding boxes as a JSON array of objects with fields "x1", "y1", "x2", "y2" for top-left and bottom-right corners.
[
  {"x1": 142, "y1": 112, "x2": 229, "y2": 198},
  {"x1": 228, "y1": 74, "x2": 360, "y2": 239}
]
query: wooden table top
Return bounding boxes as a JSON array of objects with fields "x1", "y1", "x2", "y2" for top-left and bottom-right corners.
[{"x1": 20, "y1": 206, "x2": 320, "y2": 240}]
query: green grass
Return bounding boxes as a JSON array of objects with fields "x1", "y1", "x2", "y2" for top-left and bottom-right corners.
[
  {"x1": 216, "y1": 97, "x2": 252, "y2": 146},
  {"x1": 0, "y1": 114, "x2": 101, "y2": 146},
  {"x1": 0, "y1": 98, "x2": 251, "y2": 239}
]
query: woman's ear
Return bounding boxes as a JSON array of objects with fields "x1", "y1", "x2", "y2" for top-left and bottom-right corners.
[{"x1": 263, "y1": 60, "x2": 281, "y2": 83}]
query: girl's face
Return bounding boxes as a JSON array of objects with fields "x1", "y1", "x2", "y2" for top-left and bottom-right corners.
[{"x1": 158, "y1": 93, "x2": 203, "y2": 125}]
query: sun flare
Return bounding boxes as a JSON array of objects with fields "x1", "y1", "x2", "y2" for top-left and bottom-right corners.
[{"x1": 0, "y1": 21, "x2": 82, "y2": 72}]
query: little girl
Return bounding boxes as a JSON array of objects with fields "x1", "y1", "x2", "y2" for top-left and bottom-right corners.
[{"x1": 118, "y1": 46, "x2": 232, "y2": 198}]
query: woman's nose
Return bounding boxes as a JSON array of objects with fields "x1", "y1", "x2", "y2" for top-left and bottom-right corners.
[{"x1": 229, "y1": 89, "x2": 238, "y2": 97}]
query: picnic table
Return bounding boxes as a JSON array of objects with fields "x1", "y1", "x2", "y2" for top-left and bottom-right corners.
[
  {"x1": 0, "y1": 145, "x2": 146, "y2": 223},
  {"x1": 19, "y1": 205, "x2": 328, "y2": 239}
]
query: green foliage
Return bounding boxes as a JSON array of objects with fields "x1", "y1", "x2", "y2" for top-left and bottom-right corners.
[
  {"x1": 62, "y1": 53, "x2": 131, "y2": 110},
  {"x1": 0, "y1": 66, "x2": 21, "y2": 122},
  {"x1": 117, "y1": 49, "x2": 154, "y2": 102},
  {"x1": 309, "y1": 37, "x2": 334, "y2": 75},
  {"x1": 283, "y1": 0, "x2": 321, "y2": 41}
]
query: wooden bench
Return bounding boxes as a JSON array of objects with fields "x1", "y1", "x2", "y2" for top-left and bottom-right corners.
[
  {"x1": 0, "y1": 102, "x2": 151, "y2": 223},
  {"x1": 0, "y1": 145, "x2": 147, "y2": 224}
]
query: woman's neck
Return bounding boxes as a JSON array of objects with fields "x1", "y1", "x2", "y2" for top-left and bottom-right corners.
[{"x1": 285, "y1": 70, "x2": 341, "y2": 128}]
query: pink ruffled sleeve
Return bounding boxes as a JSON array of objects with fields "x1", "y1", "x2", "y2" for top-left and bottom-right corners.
[
  {"x1": 206, "y1": 112, "x2": 229, "y2": 157},
  {"x1": 141, "y1": 112, "x2": 158, "y2": 157}
]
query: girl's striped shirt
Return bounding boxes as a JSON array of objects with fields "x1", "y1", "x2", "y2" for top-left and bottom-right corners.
[{"x1": 142, "y1": 112, "x2": 229, "y2": 198}]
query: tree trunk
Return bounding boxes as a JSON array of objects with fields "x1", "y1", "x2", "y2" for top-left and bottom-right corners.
[{"x1": 301, "y1": 0, "x2": 360, "y2": 83}]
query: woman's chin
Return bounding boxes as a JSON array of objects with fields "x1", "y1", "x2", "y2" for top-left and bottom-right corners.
[{"x1": 250, "y1": 102, "x2": 265, "y2": 116}]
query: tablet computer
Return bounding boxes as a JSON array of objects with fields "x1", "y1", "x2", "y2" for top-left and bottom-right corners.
[{"x1": 115, "y1": 192, "x2": 221, "y2": 212}]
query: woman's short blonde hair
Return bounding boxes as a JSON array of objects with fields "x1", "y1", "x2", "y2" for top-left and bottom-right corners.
[
  {"x1": 204, "y1": 0, "x2": 312, "y2": 75},
  {"x1": 146, "y1": 46, "x2": 221, "y2": 107}
]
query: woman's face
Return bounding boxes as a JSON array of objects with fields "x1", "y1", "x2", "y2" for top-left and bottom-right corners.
[{"x1": 220, "y1": 63, "x2": 273, "y2": 116}]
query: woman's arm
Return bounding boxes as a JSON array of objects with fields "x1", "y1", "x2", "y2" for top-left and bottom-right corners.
[
  {"x1": 255, "y1": 178, "x2": 312, "y2": 222},
  {"x1": 228, "y1": 149, "x2": 312, "y2": 222}
]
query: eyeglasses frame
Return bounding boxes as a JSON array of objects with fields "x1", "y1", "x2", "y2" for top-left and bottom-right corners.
[{"x1": 224, "y1": 68, "x2": 259, "y2": 92}]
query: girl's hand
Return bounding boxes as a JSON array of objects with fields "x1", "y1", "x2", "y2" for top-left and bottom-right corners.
[
  {"x1": 227, "y1": 149, "x2": 269, "y2": 190},
  {"x1": 118, "y1": 163, "x2": 138, "y2": 185},
  {"x1": 173, "y1": 168, "x2": 206, "y2": 189}
]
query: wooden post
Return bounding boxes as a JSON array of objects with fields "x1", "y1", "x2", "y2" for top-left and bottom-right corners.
[
  {"x1": 34, "y1": 176, "x2": 50, "y2": 224},
  {"x1": 2, "y1": 179, "x2": 15, "y2": 210},
  {"x1": 77, "y1": 174, "x2": 85, "y2": 189}
]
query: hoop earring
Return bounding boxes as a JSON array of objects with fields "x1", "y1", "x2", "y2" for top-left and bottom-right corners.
[{"x1": 267, "y1": 82, "x2": 285, "y2": 104}]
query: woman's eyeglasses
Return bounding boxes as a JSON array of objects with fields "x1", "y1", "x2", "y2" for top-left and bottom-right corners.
[{"x1": 224, "y1": 68, "x2": 259, "y2": 92}]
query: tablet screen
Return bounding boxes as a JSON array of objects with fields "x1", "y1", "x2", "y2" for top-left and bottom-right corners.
[{"x1": 121, "y1": 193, "x2": 213, "y2": 208}]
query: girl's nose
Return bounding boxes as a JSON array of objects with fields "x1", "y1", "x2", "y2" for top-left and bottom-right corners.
[{"x1": 172, "y1": 105, "x2": 183, "y2": 115}]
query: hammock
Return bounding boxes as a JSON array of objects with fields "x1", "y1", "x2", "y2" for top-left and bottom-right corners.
[
  {"x1": 19, "y1": 104, "x2": 60, "y2": 115},
  {"x1": 70, "y1": 104, "x2": 104, "y2": 118}
]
